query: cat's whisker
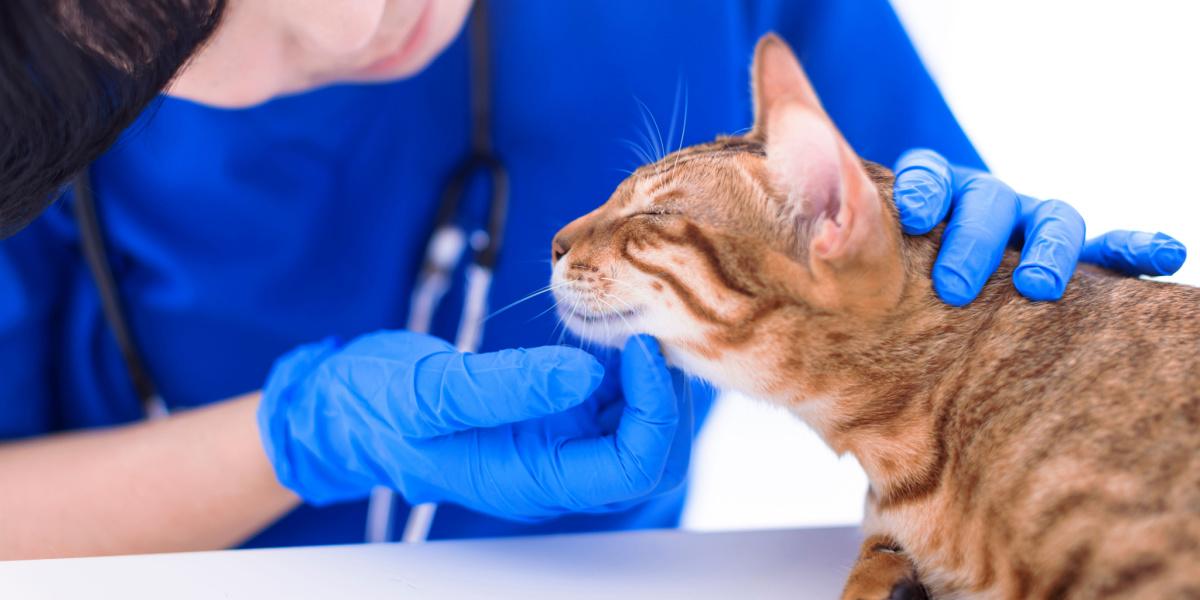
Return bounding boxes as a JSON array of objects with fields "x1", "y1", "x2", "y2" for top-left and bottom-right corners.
[
  {"x1": 592, "y1": 283, "x2": 638, "y2": 312},
  {"x1": 600, "y1": 276, "x2": 641, "y2": 293},
  {"x1": 597, "y1": 299, "x2": 612, "y2": 350},
  {"x1": 600, "y1": 281, "x2": 648, "y2": 320},
  {"x1": 599, "y1": 286, "x2": 639, "y2": 313},
  {"x1": 665, "y1": 76, "x2": 690, "y2": 172},
  {"x1": 552, "y1": 297, "x2": 573, "y2": 345},
  {"x1": 603, "y1": 293, "x2": 645, "y2": 332},
  {"x1": 678, "y1": 84, "x2": 690, "y2": 154},
  {"x1": 673, "y1": 83, "x2": 690, "y2": 171},
  {"x1": 598, "y1": 294, "x2": 654, "y2": 363},
  {"x1": 634, "y1": 96, "x2": 667, "y2": 162},
  {"x1": 666, "y1": 77, "x2": 683, "y2": 162},
  {"x1": 556, "y1": 293, "x2": 583, "y2": 347},
  {"x1": 482, "y1": 282, "x2": 568, "y2": 324},
  {"x1": 553, "y1": 321, "x2": 567, "y2": 346},
  {"x1": 631, "y1": 118, "x2": 659, "y2": 166},
  {"x1": 526, "y1": 301, "x2": 562, "y2": 324},
  {"x1": 547, "y1": 286, "x2": 577, "y2": 345},
  {"x1": 549, "y1": 315, "x2": 566, "y2": 345},
  {"x1": 619, "y1": 138, "x2": 656, "y2": 168},
  {"x1": 595, "y1": 295, "x2": 620, "y2": 330}
]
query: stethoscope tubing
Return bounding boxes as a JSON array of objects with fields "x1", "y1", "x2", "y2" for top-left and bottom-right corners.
[
  {"x1": 74, "y1": 0, "x2": 506, "y2": 548},
  {"x1": 366, "y1": 0, "x2": 507, "y2": 545}
]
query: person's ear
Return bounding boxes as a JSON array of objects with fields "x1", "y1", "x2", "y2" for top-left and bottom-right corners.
[{"x1": 749, "y1": 34, "x2": 902, "y2": 311}]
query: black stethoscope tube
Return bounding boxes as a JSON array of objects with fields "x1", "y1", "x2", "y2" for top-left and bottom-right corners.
[
  {"x1": 72, "y1": 0, "x2": 510, "y2": 544},
  {"x1": 71, "y1": 172, "x2": 167, "y2": 419}
]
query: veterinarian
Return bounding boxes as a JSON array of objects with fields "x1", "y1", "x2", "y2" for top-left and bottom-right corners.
[{"x1": 0, "y1": 0, "x2": 1184, "y2": 558}]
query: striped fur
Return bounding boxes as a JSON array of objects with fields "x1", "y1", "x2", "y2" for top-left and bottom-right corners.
[{"x1": 551, "y1": 34, "x2": 1200, "y2": 599}]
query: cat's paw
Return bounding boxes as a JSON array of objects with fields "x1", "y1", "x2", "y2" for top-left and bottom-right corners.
[{"x1": 840, "y1": 536, "x2": 929, "y2": 600}]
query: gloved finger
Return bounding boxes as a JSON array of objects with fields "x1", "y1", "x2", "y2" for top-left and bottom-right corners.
[
  {"x1": 596, "y1": 397, "x2": 624, "y2": 434},
  {"x1": 580, "y1": 348, "x2": 638, "y2": 436},
  {"x1": 654, "y1": 368, "x2": 694, "y2": 493},
  {"x1": 551, "y1": 335, "x2": 680, "y2": 506},
  {"x1": 932, "y1": 169, "x2": 1021, "y2": 306},
  {"x1": 593, "y1": 368, "x2": 696, "y2": 514},
  {"x1": 892, "y1": 148, "x2": 954, "y2": 235},
  {"x1": 592, "y1": 339, "x2": 653, "y2": 433},
  {"x1": 404, "y1": 345, "x2": 605, "y2": 438},
  {"x1": 1080, "y1": 230, "x2": 1187, "y2": 277},
  {"x1": 1012, "y1": 196, "x2": 1086, "y2": 301},
  {"x1": 560, "y1": 348, "x2": 622, "y2": 428},
  {"x1": 592, "y1": 347, "x2": 625, "y2": 416},
  {"x1": 258, "y1": 337, "x2": 347, "y2": 498},
  {"x1": 264, "y1": 337, "x2": 344, "y2": 393},
  {"x1": 614, "y1": 335, "x2": 681, "y2": 492}
]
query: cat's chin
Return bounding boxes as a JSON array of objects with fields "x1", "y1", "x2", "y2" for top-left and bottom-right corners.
[
  {"x1": 560, "y1": 320, "x2": 635, "y2": 350},
  {"x1": 555, "y1": 305, "x2": 645, "y2": 350}
]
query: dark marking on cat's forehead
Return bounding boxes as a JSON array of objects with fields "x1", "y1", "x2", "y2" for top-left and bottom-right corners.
[
  {"x1": 616, "y1": 136, "x2": 767, "y2": 210},
  {"x1": 634, "y1": 136, "x2": 766, "y2": 178},
  {"x1": 705, "y1": 136, "x2": 767, "y2": 155}
]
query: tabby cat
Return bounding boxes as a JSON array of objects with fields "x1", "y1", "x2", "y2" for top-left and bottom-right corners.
[{"x1": 550, "y1": 34, "x2": 1200, "y2": 599}]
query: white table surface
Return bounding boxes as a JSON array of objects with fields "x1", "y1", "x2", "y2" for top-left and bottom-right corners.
[{"x1": 0, "y1": 526, "x2": 861, "y2": 599}]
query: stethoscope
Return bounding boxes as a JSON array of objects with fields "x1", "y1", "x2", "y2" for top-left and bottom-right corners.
[{"x1": 70, "y1": 0, "x2": 507, "y2": 545}]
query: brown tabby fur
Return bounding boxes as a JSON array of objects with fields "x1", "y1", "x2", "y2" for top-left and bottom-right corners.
[{"x1": 550, "y1": 34, "x2": 1200, "y2": 599}]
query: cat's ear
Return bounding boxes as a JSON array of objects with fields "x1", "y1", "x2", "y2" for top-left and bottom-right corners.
[
  {"x1": 765, "y1": 106, "x2": 885, "y2": 263},
  {"x1": 750, "y1": 34, "x2": 902, "y2": 309},
  {"x1": 751, "y1": 34, "x2": 884, "y2": 260},
  {"x1": 749, "y1": 33, "x2": 824, "y2": 139}
]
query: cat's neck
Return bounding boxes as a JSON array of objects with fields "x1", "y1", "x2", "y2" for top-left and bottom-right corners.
[{"x1": 777, "y1": 227, "x2": 1033, "y2": 501}]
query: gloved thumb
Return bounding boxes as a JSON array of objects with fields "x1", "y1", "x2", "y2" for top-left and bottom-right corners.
[{"x1": 404, "y1": 345, "x2": 605, "y2": 438}]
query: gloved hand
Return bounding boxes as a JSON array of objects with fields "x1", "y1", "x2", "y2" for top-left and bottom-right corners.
[
  {"x1": 892, "y1": 148, "x2": 1187, "y2": 305},
  {"x1": 258, "y1": 330, "x2": 691, "y2": 521}
]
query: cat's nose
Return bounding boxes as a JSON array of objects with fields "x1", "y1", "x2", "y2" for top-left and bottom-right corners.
[
  {"x1": 553, "y1": 212, "x2": 596, "y2": 264},
  {"x1": 551, "y1": 234, "x2": 571, "y2": 264}
]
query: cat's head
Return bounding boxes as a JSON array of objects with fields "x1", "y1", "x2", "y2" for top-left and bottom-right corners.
[{"x1": 550, "y1": 34, "x2": 909, "y2": 400}]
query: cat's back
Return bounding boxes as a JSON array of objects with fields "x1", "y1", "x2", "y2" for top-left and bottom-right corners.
[
  {"x1": 988, "y1": 261, "x2": 1200, "y2": 396},
  {"x1": 1057, "y1": 265, "x2": 1198, "y2": 390},
  {"x1": 979, "y1": 261, "x2": 1199, "y2": 478},
  {"x1": 948, "y1": 265, "x2": 1200, "y2": 598},
  {"x1": 1072, "y1": 263, "x2": 1200, "y2": 331}
]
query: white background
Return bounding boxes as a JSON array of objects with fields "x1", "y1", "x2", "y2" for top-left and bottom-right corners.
[{"x1": 682, "y1": 0, "x2": 1200, "y2": 531}]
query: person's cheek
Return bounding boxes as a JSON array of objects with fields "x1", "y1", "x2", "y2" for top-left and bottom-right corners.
[
  {"x1": 287, "y1": 0, "x2": 388, "y2": 53},
  {"x1": 382, "y1": 0, "x2": 473, "y2": 77},
  {"x1": 423, "y1": 0, "x2": 473, "y2": 52}
]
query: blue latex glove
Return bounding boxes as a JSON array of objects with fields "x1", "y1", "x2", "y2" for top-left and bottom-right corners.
[
  {"x1": 258, "y1": 330, "x2": 691, "y2": 521},
  {"x1": 892, "y1": 149, "x2": 1187, "y2": 305}
]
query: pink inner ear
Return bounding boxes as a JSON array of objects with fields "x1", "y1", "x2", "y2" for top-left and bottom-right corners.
[
  {"x1": 753, "y1": 36, "x2": 882, "y2": 263},
  {"x1": 765, "y1": 105, "x2": 844, "y2": 227}
]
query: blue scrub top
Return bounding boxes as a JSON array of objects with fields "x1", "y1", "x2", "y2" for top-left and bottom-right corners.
[{"x1": 0, "y1": 0, "x2": 982, "y2": 547}]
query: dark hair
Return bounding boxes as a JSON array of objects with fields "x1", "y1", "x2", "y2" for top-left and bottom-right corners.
[{"x1": 0, "y1": 0, "x2": 226, "y2": 238}]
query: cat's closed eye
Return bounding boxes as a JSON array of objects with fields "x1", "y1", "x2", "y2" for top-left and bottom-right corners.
[{"x1": 630, "y1": 208, "x2": 679, "y2": 218}]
